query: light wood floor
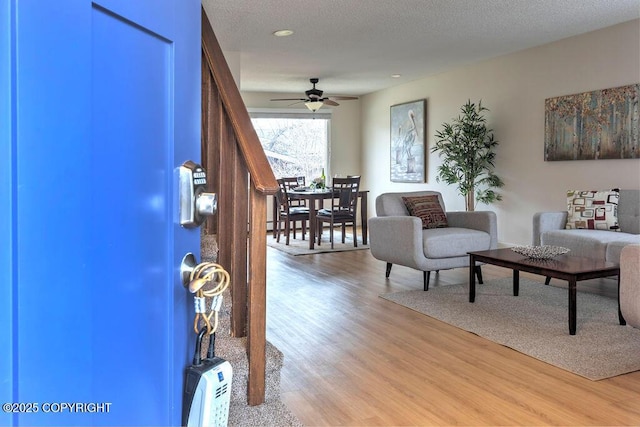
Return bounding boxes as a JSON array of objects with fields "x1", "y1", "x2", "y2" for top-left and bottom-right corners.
[{"x1": 265, "y1": 245, "x2": 640, "y2": 426}]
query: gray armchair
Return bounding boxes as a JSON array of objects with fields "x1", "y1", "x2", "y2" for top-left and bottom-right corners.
[{"x1": 368, "y1": 191, "x2": 498, "y2": 290}]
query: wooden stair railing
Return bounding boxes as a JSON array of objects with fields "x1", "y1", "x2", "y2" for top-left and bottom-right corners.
[{"x1": 201, "y1": 6, "x2": 278, "y2": 406}]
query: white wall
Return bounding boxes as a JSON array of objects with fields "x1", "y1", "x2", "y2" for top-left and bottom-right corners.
[{"x1": 361, "y1": 19, "x2": 640, "y2": 245}]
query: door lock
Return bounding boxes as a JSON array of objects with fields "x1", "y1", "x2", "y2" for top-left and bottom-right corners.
[{"x1": 179, "y1": 160, "x2": 217, "y2": 228}]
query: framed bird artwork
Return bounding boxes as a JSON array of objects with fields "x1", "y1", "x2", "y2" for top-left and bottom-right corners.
[{"x1": 390, "y1": 99, "x2": 426, "y2": 183}]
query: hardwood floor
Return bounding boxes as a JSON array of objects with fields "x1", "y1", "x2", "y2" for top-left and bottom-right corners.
[{"x1": 265, "y1": 246, "x2": 640, "y2": 426}]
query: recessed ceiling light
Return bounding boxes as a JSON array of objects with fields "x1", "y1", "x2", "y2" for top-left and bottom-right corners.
[
  {"x1": 273, "y1": 29, "x2": 294, "y2": 37},
  {"x1": 391, "y1": 74, "x2": 402, "y2": 78}
]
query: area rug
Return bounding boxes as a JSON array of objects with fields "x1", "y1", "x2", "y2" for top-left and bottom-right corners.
[
  {"x1": 267, "y1": 231, "x2": 369, "y2": 256},
  {"x1": 380, "y1": 277, "x2": 640, "y2": 380}
]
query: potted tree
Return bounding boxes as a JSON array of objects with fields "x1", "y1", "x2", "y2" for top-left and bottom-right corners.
[{"x1": 432, "y1": 100, "x2": 503, "y2": 211}]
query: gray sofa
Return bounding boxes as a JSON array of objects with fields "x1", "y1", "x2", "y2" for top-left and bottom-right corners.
[
  {"x1": 533, "y1": 189, "x2": 640, "y2": 264},
  {"x1": 620, "y1": 244, "x2": 640, "y2": 329},
  {"x1": 369, "y1": 191, "x2": 498, "y2": 290}
]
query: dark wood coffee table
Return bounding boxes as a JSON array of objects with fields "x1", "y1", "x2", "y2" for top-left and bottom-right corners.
[{"x1": 468, "y1": 248, "x2": 624, "y2": 335}]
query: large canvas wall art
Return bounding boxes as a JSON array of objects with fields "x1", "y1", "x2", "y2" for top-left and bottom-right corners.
[
  {"x1": 390, "y1": 99, "x2": 426, "y2": 182},
  {"x1": 544, "y1": 84, "x2": 639, "y2": 161}
]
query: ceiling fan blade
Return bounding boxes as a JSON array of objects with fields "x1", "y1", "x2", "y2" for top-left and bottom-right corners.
[
  {"x1": 328, "y1": 96, "x2": 359, "y2": 101},
  {"x1": 270, "y1": 98, "x2": 306, "y2": 101},
  {"x1": 322, "y1": 99, "x2": 339, "y2": 106}
]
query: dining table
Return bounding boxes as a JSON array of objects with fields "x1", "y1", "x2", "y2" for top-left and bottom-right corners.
[{"x1": 272, "y1": 188, "x2": 369, "y2": 250}]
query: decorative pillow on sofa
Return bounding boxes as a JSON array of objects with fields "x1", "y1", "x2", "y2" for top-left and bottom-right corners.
[
  {"x1": 402, "y1": 195, "x2": 448, "y2": 229},
  {"x1": 566, "y1": 189, "x2": 620, "y2": 231}
]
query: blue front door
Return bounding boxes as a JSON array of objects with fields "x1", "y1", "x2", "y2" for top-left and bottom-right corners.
[{"x1": 1, "y1": 1, "x2": 201, "y2": 425}]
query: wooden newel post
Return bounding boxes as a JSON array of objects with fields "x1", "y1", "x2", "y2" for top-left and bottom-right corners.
[{"x1": 247, "y1": 185, "x2": 267, "y2": 405}]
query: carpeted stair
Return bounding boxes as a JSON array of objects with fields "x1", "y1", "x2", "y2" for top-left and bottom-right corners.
[{"x1": 201, "y1": 234, "x2": 302, "y2": 426}]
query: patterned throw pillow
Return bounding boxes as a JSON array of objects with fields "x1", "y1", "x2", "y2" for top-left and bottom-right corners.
[
  {"x1": 566, "y1": 189, "x2": 620, "y2": 231},
  {"x1": 402, "y1": 195, "x2": 448, "y2": 229}
]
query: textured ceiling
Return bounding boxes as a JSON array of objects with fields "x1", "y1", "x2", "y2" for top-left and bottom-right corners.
[{"x1": 201, "y1": 0, "x2": 640, "y2": 97}]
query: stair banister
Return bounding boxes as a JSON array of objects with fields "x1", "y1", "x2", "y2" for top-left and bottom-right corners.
[{"x1": 201, "y1": 6, "x2": 278, "y2": 406}]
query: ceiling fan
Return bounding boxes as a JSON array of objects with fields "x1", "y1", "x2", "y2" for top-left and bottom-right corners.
[{"x1": 270, "y1": 78, "x2": 359, "y2": 112}]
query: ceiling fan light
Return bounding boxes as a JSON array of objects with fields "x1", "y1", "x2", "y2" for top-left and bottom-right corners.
[
  {"x1": 305, "y1": 101, "x2": 323, "y2": 112},
  {"x1": 272, "y1": 29, "x2": 294, "y2": 37}
]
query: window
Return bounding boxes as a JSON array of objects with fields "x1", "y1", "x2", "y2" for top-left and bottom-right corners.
[{"x1": 250, "y1": 110, "x2": 330, "y2": 183}]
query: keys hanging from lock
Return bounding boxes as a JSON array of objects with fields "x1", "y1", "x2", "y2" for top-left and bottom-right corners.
[{"x1": 183, "y1": 260, "x2": 230, "y2": 334}]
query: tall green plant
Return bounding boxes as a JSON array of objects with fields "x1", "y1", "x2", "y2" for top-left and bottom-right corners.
[{"x1": 432, "y1": 100, "x2": 503, "y2": 211}]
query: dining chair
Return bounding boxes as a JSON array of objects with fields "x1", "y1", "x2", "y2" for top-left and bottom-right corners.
[
  {"x1": 275, "y1": 178, "x2": 310, "y2": 245},
  {"x1": 316, "y1": 176, "x2": 360, "y2": 249},
  {"x1": 281, "y1": 176, "x2": 307, "y2": 209},
  {"x1": 281, "y1": 176, "x2": 308, "y2": 239}
]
